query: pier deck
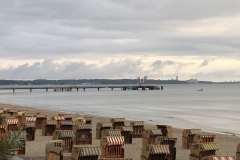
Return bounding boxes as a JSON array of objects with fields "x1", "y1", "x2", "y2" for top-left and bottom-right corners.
[{"x1": 0, "y1": 85, "x2": 162, "y2": 93}]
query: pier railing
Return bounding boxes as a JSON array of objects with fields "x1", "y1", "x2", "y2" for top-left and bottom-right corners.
[{"x1": 0, "y1": 85, "x2": 163, "y2": 93}]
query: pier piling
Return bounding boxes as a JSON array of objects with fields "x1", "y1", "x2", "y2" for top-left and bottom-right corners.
[{"x1": 1, "y1": 85, "x2": 162, "y2": 93}]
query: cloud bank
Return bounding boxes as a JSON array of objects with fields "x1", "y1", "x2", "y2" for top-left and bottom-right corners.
[
  {"x1": 1, "y1": 58, "x2": 240, "y2": 82},
  {"x1": 0, "y1": 1, "x2": 240, "y2": 81}
]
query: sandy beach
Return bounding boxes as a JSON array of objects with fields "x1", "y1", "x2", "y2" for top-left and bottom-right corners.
[{"x1": 1, "y1": 103, "x2": 239, "y2": 160}]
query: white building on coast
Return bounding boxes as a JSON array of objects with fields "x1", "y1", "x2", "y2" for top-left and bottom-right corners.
[{"x1": 187, "y1": 79, "x2": 198, "y2": 84}]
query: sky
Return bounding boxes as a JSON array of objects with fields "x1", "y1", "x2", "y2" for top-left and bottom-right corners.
[{"x1": 0, "y1": 0, "x2": 240, "y2": 82}]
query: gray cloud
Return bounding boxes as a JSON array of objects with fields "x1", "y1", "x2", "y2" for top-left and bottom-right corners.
[
  {"x1": 152, "y1": 60, "x2": 162, "y2": 67},
  {"x1": 151, "y1": 60, "x2": 176, "y2": 72},
  {"x1": 1, "y1": 1, "x2": 240, "y2": 81},
  {"x1": 200, "y1": 60, "x2": 209, "y2": 67},
  {"x1": 173, "y1": 62, "x2": 195, "y2": 75},
  {"x1": 0, "y1": 59, "x2": 146, "y2": 79},
  {"x1": 0, "y1": 1, "x2": 240, "y2": 59},
  {"x1": 1, "y1": 59, "x2": 240, "y2": 82},
  {"x1": 1, "y1": 1, "x2": 239, "y2": 22},
  {"x1": 165, "y1": 61, "x2": 174, "y2": 65},
  {"x1": 191, "y1": 69, "x2": 240, "y2": 81}
]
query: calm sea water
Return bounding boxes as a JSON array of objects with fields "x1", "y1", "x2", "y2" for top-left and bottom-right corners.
[{"x1": 0, "y1": 84, "x2": 240, "y2": 135}]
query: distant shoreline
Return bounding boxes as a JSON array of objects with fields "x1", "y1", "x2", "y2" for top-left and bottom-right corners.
[
  {"x1": 1, "y1": 79, "x2": 239, "y2": 86},
  {"x1": 1, "y1": 101, "x2": 239, "y2": 137}
]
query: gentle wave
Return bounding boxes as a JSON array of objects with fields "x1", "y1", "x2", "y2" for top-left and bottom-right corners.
[{"x1": 0, "y1": 84, "x2": 240, "y2": 135}]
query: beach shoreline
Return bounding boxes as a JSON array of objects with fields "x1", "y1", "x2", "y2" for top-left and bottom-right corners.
[
  {"x1": 0, "y1": 103, "x2": 239, "y2": 160},
  {"x1": 5, "y1": 102, "x2": 238, "y2": 137}
]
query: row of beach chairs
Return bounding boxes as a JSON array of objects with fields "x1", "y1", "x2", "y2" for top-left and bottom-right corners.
[
  {"x1": 47, "y1": 117, "x2": 177, "y2": 160},
  {"x1": 1, "y1": 108, "x2": 240, "y2": 160},
  {"x1": 183, "y1": 128, "x2": 237, "y2": 160},
  {"x1": 42, "y1": 117, "x2": 240, "y2": 160}
]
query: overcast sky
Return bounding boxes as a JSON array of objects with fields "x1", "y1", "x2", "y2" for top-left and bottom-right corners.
[{"x1": 0, "y1": 0, "x2": 240, "y2": 82}]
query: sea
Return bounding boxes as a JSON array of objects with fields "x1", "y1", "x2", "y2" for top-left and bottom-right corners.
[{"x1": 0, "y1": 84, "x2": 240, "y2": 135}]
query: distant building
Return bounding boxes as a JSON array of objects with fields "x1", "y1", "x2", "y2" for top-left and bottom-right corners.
[
  {"x1": 139, "y1": 76, "x2": 147, "y2": 84},
  {"x1": 143, "y1": 76, "x2": 147, "y2": 83},
  {"x1": 137, "y1": 77, "x2": 140, "y2": 83},
  {"x1": 176, "y1": 76, "x2": 178, "y2": 81},
  {"x1": 187, "y1": 79, "x2": 198, "y2": 84}
]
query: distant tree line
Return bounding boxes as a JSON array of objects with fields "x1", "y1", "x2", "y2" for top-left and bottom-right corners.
[
  {"x1": 1, "y1": 79, "x2": 238, "y2": 85},
  {"x1": 0, "y1": 79, "x2": 190, "y2": 85}
]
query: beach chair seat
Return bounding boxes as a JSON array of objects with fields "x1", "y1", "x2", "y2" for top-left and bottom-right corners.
[
  {"x1": 73, "y1": 123, "x2": 92, "y2": 145},
  {"x1": 130, "y1": 121, "x2": 144, "y2": 138},
  {"x1": 45, "y1": 140, "x2": 64, "y2": 160}
]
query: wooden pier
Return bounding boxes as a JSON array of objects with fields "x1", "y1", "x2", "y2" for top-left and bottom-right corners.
[{"x1": 0, "y1": 85, "x2": 163, "y2": 93}]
